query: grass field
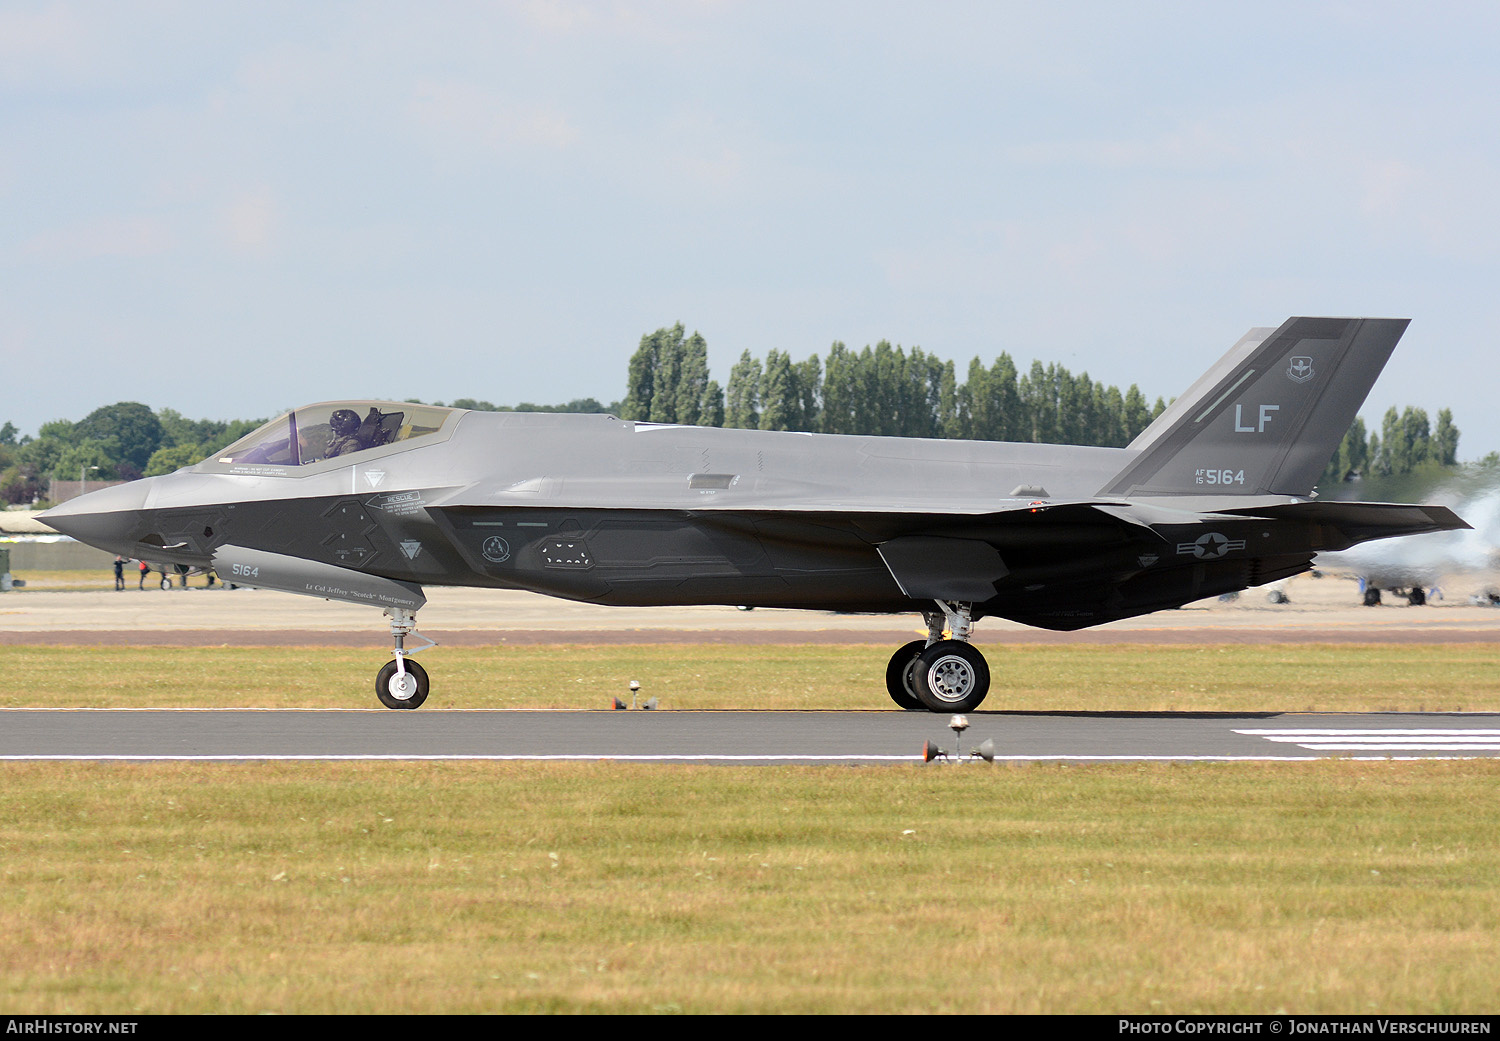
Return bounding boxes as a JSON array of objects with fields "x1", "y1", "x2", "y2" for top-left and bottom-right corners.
[
  {"x1": 4, "y1": 642, "x2": 1500, "y2": 712},
  {"x1": 2, "y1": 759, "x2": 1498, "y2": 1014},
  {"x1": 3, "y1": 642, "x2": 1499, "y2": 1013}
]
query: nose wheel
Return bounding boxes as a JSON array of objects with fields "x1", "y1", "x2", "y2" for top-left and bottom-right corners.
[{"x1": 376, "y1": 658, "x2": 429, "y2": 709}]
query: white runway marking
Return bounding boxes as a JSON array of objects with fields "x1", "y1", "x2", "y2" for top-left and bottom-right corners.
[{"x1": 1236, "y1": 728, "x2": 1500, "y2": 751}]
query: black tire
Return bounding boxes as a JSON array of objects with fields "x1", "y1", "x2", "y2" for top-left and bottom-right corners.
[
  {"x1": 884, "y1": 640, "x2": 928, "y2": 710},
  {"x1": 1362, "y1": 587, "x2": 1382, "y2": 607},
  {"x1": 913, "y1": 640, "x2": 990, "y2": 712},
  {"x1": 375, "y1": 658, "x2": 429, "y2": 709},
  {"x1": 1407, "y1": 587, "x2": 1427, "y2": 607}
]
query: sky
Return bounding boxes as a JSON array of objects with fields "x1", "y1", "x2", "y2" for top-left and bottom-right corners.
[{"x1": 4, "y1": 1, "x2": 1500, "y2": 456}]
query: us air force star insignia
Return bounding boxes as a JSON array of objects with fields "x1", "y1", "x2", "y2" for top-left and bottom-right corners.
[
  {"x1": 1194, "y1": 532, "x2": 1230, "y2": 558},
  {"x1": 1176, "y1": 532, "x2": 1248, "y2": 559},
  {"x1": 481, "y1": 535, "x2": 511, "y2": 563},
  {"x1": 1286, "y1": 356, "x2": 1314, "y2": 383}
]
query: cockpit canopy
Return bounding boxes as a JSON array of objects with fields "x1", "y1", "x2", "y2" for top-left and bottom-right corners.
[{"x1": 201, "y1": 401, "x2": 459, "y2": 474}]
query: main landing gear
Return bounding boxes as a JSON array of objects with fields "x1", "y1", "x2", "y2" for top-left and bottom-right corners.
[
  {"x1": 885, "y1": 601, "x2": 991, "y2": 713},
  {"x1": 376, "y1": 608, "x2": 436, "y2": 709}
]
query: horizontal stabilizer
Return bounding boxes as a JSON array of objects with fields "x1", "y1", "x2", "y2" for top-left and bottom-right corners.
[{"x1": 1215, "y1": 501, "x2": 1469, "y2": 553}]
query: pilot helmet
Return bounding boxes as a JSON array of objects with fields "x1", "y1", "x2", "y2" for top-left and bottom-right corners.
[{"x1": 329, "y1": 409, "x2": 360, "y2": 436}]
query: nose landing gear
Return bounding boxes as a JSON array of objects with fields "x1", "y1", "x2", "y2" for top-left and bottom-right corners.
[{"x1": 376, "y1": 608, "x2": 436, "y2": 709}]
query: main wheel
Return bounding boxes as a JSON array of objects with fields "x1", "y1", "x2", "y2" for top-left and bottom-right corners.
[
  {"x1": 376, "y1": 658, "x2": 429, "y2": 709},
  {"x1": 884, "y1": 640, "x2": 928, "y2": 710},
  {"x1": 913, "y1": 640, "x2": 990, "y2": 712}
]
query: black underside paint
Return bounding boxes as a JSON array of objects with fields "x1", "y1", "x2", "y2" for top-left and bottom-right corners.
[{"x1": 119, "y1": 494, "x2": 1334, "y2": 631}]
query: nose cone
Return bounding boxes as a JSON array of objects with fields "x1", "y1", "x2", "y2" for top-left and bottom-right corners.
[{"x1": 40, "y1": 480, "x2": 152, "y2": 556}]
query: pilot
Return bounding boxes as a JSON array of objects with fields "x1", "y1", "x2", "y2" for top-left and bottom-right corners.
[{"x1": 326, "y1": 409, "x2": 364, "y2": 457}]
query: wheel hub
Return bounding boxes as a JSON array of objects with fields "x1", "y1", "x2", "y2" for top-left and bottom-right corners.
[
  {"x1": 387, "y1": 671, "x2": 419, "y2": 701},
  {"x1": 901, "y1": 657, "x2": 923, "y2": 697},
  {"x1": 927, "y1": 655, "x2": 975, "y2": 702}
]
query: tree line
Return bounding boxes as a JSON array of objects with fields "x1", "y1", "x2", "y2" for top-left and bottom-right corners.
[
  {"x1": 1321, "y1": 406, "x2": 1462, "y2": 487},
  {"x1": 0, "y1": 323, "x2": 1469, "y2": 506},
  {"x1": 0, "y1": 404, "x2": 262, "y2": 505},
  {"x1": 618, "y1": 324, "x2": 1465, "y2": 482},
  {"x1": 620, "y1": 323, "x2": 1165, "y2": 446}
]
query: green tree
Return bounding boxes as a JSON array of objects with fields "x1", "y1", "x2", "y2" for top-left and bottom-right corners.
[
  {"x1": 622, "y1": 324, "x2": 717, "y2": 425},
  {"x1": 1322, "y1": 416, "x2": 1370, "y2": 485},
  {"x1": 937, "y1": 359, "x2": 959, "y2": 439},
  {"x1": 793, "y1": 356, "x2": 822, "y2": 432},
  {"x1": 700, "y1": 381, "x2": 725, "y2": 428},
  {"x1": 990, "y1": 353, "x2": 1021, "y2": 441},
  {"x1": 1400, "y1": 406, "x2": 1432, "y2": 469},
  {"x1": 759, "y1": 350, "x2": 796, "y2": 431},
  {"x1": 15, "y1": 419, "x2": 74, "y2": 484},
  {"x1": 145, "y1": 443, "x2": 210, "y2": 476},
  {"x1": 1096, "y1": 383, "x2": 1126, "y2": 447},
  {"x1": 1122, "y1": 385, "x2": 1153, "y2": 443},
  {"x1": 1017, "y1": 361, "x2": 1055, "y2": 444},
  {"x1": 725, "y1": 350, "x2": 763, "y2": 430},
  {"x1": 53, "y1": 439, "x2": 120, "y2": 483},
  {"x1": 622, "y1": 331, "x2": 659, "y2": 421},
  {"x1": 1433, "y1": 408, "x2": 1459, "y2": 466},
  {"x1": 674, "y1": 332, "x2": 712, "y2": 425},
  {"x1": 820, "y1": 342, "x2": 855, "y2": 434},
  {"x1": 74, "y1": 402, "x2": 164, "y2": 473}
]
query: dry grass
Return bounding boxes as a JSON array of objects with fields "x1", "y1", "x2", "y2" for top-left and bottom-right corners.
[
  {"x1": 0, "y1": 760, "x2": 1496, "y2": 1013},
  {"x1": 3, "y1": 643, "x2": 1498, "y2": 1013},
  {"x1": 2, "y1": 643, "x2": 1499, "y2": 712}
]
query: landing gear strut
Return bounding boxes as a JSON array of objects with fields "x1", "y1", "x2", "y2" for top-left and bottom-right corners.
[
  {"x1": 376, "y1": 607, "x2": 436, "y2": 709},
  {"x1": 884, "y1": 601, "x2": 991, "y2": 713}
]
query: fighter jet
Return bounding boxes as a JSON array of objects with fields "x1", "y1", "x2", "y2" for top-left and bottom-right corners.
[
  {"x1": 43, "y1": 317, "x2": 1467, "y2": 712},
  {"x1": 1315, "y1": 481, "x2": 1500, "y2": 606}
]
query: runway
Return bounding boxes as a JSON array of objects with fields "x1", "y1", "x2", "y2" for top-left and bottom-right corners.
[
  {"x1": 4, "y1": 574, "x2": 1498, "y2": 763},
  {"x1": 5, "y1": 708, "x2": 1500, "y2": 763}
]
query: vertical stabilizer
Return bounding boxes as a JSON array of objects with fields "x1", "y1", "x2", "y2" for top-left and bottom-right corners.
[{"x1": 1098, "y1": 317, "x2": 1407, "y2": 498}]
